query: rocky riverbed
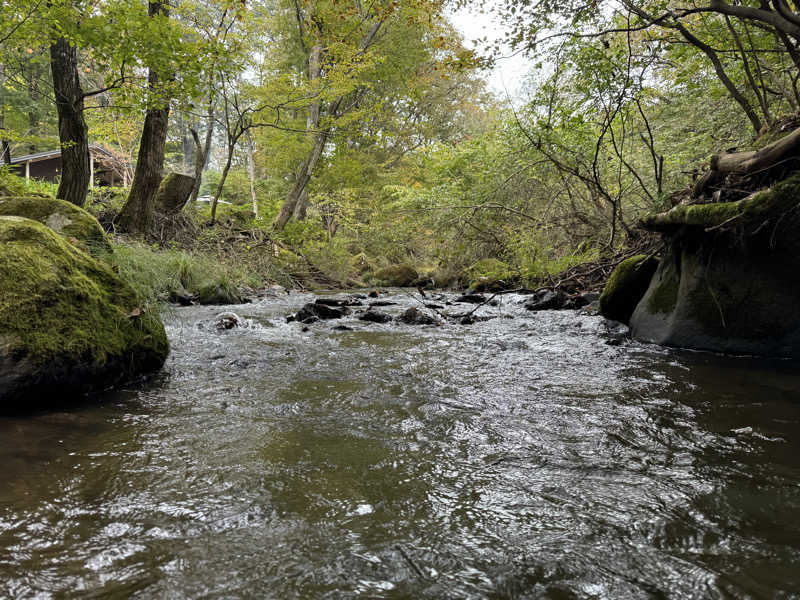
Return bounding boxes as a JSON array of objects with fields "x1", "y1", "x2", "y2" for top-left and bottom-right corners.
[{"x1": 1, "y1": 289, "x2": 799, "y2": 598}]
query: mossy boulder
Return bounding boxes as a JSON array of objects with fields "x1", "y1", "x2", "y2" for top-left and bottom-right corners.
[
  {"x1": 372, "y1": 263, "x2": 418, "y2": 287},
  {"x1": 598, "y1": 255, "x2": 659, "y2": 324},
  {"x1": 0, "y1": 196, "x2": 112, "y2": 256},
  {"x1": 631, "y1": 177, "x2": 800, "y2": 357},
  {"x1": 154, "y1": 173, "x2": 195, "y2": 215},
  {"x1": 0, "y1": 216, "x2": 169, "y2": 409},
  {"x1": 463, "y1": 258, "x2": 519, "y2": 292},
  {"x1": 195, "y1": 281, "x2": 246, "y2": 305}
]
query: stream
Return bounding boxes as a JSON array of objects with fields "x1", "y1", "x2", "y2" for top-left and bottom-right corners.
[{"x1": 1, "y1": 290, "x2": 800, "y2": 598}]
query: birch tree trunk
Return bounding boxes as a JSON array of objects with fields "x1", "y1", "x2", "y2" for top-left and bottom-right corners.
[{"x1": 246, "y1": 129, "x2": 258, "y2": 217}]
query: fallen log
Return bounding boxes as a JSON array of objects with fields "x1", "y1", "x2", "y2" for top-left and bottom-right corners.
[{"x1": 694, "y1": 125, "x2": 800, "y2": 198}]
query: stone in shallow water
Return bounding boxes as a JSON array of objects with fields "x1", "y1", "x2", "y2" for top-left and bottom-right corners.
[
  {"x1": 524, "y1": 290, "x2": 564, "y2": 311},
  {"x1": 359, "y1": 310, "x2": 392, "y2": 324},
  {"x1": 214, "y1": 312, "x2": 242, "y2": 330},
  {"x1": 396, "y1": 307, "x2": 441, "y2": 326},
  {"x1": 454, "y1": 293, "x2": 486, "y2": 304},
  {"x1": 295, "y1": 303, "x2": 350, "y2": 321}
]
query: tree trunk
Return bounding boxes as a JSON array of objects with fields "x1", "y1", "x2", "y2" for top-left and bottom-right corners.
[
  {"x1": 49, "y1": 37, "x2": 89, "y2": 206},
  {"x1": 210, "y1": 145, "x2": 234, "y2": 224},
  {"x1": 0, "y1": 63, "x2": 10, "y2": 165},
  {"x1": 272, "y1": 130, "x2": 329, "y2": 230},
  {"x1": 246, "y1": 129, "x2": 258, "y2": 217},
  {"x1": 270, "y1": 20, "x2": 383, "y2": 231},
  {"x1": 189, "y1": 100, "x2": 215, "y2": 203},
  {"x1": 114, "y1": 0, "x2": 171, "y2": 233},
  {"x1": 293, "y1": 188, "x2": 308, "y2": 220},
  {"x1": 692, "y1": 125, "x2": 800, "y2": 198},
  {"x1": 712, "y1": 125, "x2": 800, "y2": 173}
]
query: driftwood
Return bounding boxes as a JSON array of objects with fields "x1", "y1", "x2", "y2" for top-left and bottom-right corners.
[
  {"x1": 711, "y1": 125, "x2": 800, "y2": 174},
  {"x1": 694, "y1": 124, "x2": 800, "y2": 199}
]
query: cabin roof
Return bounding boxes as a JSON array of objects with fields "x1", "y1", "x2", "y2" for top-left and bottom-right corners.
[{"x1": 8, "y1": 144, "x2": 122, "y2": 165}]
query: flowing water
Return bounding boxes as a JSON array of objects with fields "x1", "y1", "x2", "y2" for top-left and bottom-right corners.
[{"x1": 1, "y1": 291, "x2": 800, "y2": 599}]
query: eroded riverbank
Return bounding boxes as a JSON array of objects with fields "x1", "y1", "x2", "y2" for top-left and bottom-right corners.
[{"x1": 1, "y1": 290, "x2": 799, "y2": 598}]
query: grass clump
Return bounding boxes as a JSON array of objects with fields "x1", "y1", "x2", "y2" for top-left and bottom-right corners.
[{"x1": 108, "y1": 243, "x2": 259, "y2": 305}]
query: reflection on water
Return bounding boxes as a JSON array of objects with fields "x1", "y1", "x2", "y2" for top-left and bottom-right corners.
[{"x1": 1, "y1": 291, "x2": 800, "y2": 598}]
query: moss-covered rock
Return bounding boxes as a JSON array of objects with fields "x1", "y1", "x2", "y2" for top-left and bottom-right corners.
[
  {"x1": 0, "y1": 196, "x2": 112, "y2": 256},
  {"x1": 372, "y1": 263, "x2": 418, "y2": 287},
  {"x1": 154, "y1": 173, "x2": 195, "y2": 215},
  {"x1": 0, "y1": 216, "x2": 169, "y2": 409},
  {"x1": 195, "y1": 280, "x2": 246, "y2": 305},
  {"x1": 631, "y1": 175, "x2": 800, "y2": 357},
  {"x1": 598, "y1": 255, "x2": 659, "y2": 324},
  {"x1": 463, "y1": 258, "x2": 520, "y2": 292}
]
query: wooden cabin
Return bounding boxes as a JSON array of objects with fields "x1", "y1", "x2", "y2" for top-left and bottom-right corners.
[{"x1": 4, "y1": 144, "x2": 132, "y2": 188}]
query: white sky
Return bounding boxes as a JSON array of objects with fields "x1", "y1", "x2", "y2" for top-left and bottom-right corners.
[{"x1": 447, "y1": 5, "x2": 533, "y2": 102}]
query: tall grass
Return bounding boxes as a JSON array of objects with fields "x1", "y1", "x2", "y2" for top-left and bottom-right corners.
[{"x1": 108, "y1": 243, "x2": 261, "y2": 305}]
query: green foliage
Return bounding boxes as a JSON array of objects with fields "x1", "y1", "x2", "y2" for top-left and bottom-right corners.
[{"x1": 0, "y1": 170, "x2": 57, "y2": 198}]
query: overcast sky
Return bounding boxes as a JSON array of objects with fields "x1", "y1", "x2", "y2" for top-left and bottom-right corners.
[{"x1": 448, "y1": 5, "x2": 533, "y2": 101}]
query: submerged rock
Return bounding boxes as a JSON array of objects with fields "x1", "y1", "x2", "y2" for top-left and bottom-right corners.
[
  {"x1": 359, "y1": 310, "x2": 392, "y2": 324},
  {"x1": 214, "y1": 312, "x2": 242, "y2": 330},
  {"x1": 598, "y1": 255, "x2": 658, "y2": 324},
  {"x1": 0, "y1": 196, "x2": 112, "y2": 256},
  {"x1": 396, "y1": 307, "x2": 441, "y2": 326},
  {"x1": 562, "y1": 292, "x2": 600, "y2": 310},
  {"x1": 316, "y1": 297, "x2": 362, "y2": 307},
  {"x1": 295, "y1": 302, "x2": 350, "y2": 321},
  {"x1": 0, "y1": 216, "x2": 169, "y2": 409},
  {"x1": 454, "y1": 293, "x2": 486, "y2": 304},
  {"x1": 524, "y1": 290, "x2": 565, "y2": 311}
]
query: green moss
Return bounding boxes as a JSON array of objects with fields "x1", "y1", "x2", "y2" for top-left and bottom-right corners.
[
  {"x1": 642, "y1": 201, "x2": 741, "y2": 230},
  {"x1": 372, "y1": 263, "x2": 418, "y2": 287},
  {"x1": 599, "y1": 255, "x2": 659, "y2": 324},
  {"x1": 0, "y1": 216, "x2": 168, "y2": 393},
  {"x1": 0, "y1": 196, "x2": 112, "y2": 256},
  {"x1": 643, "y1": 173, "x2": 800, "y2": 232}
]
